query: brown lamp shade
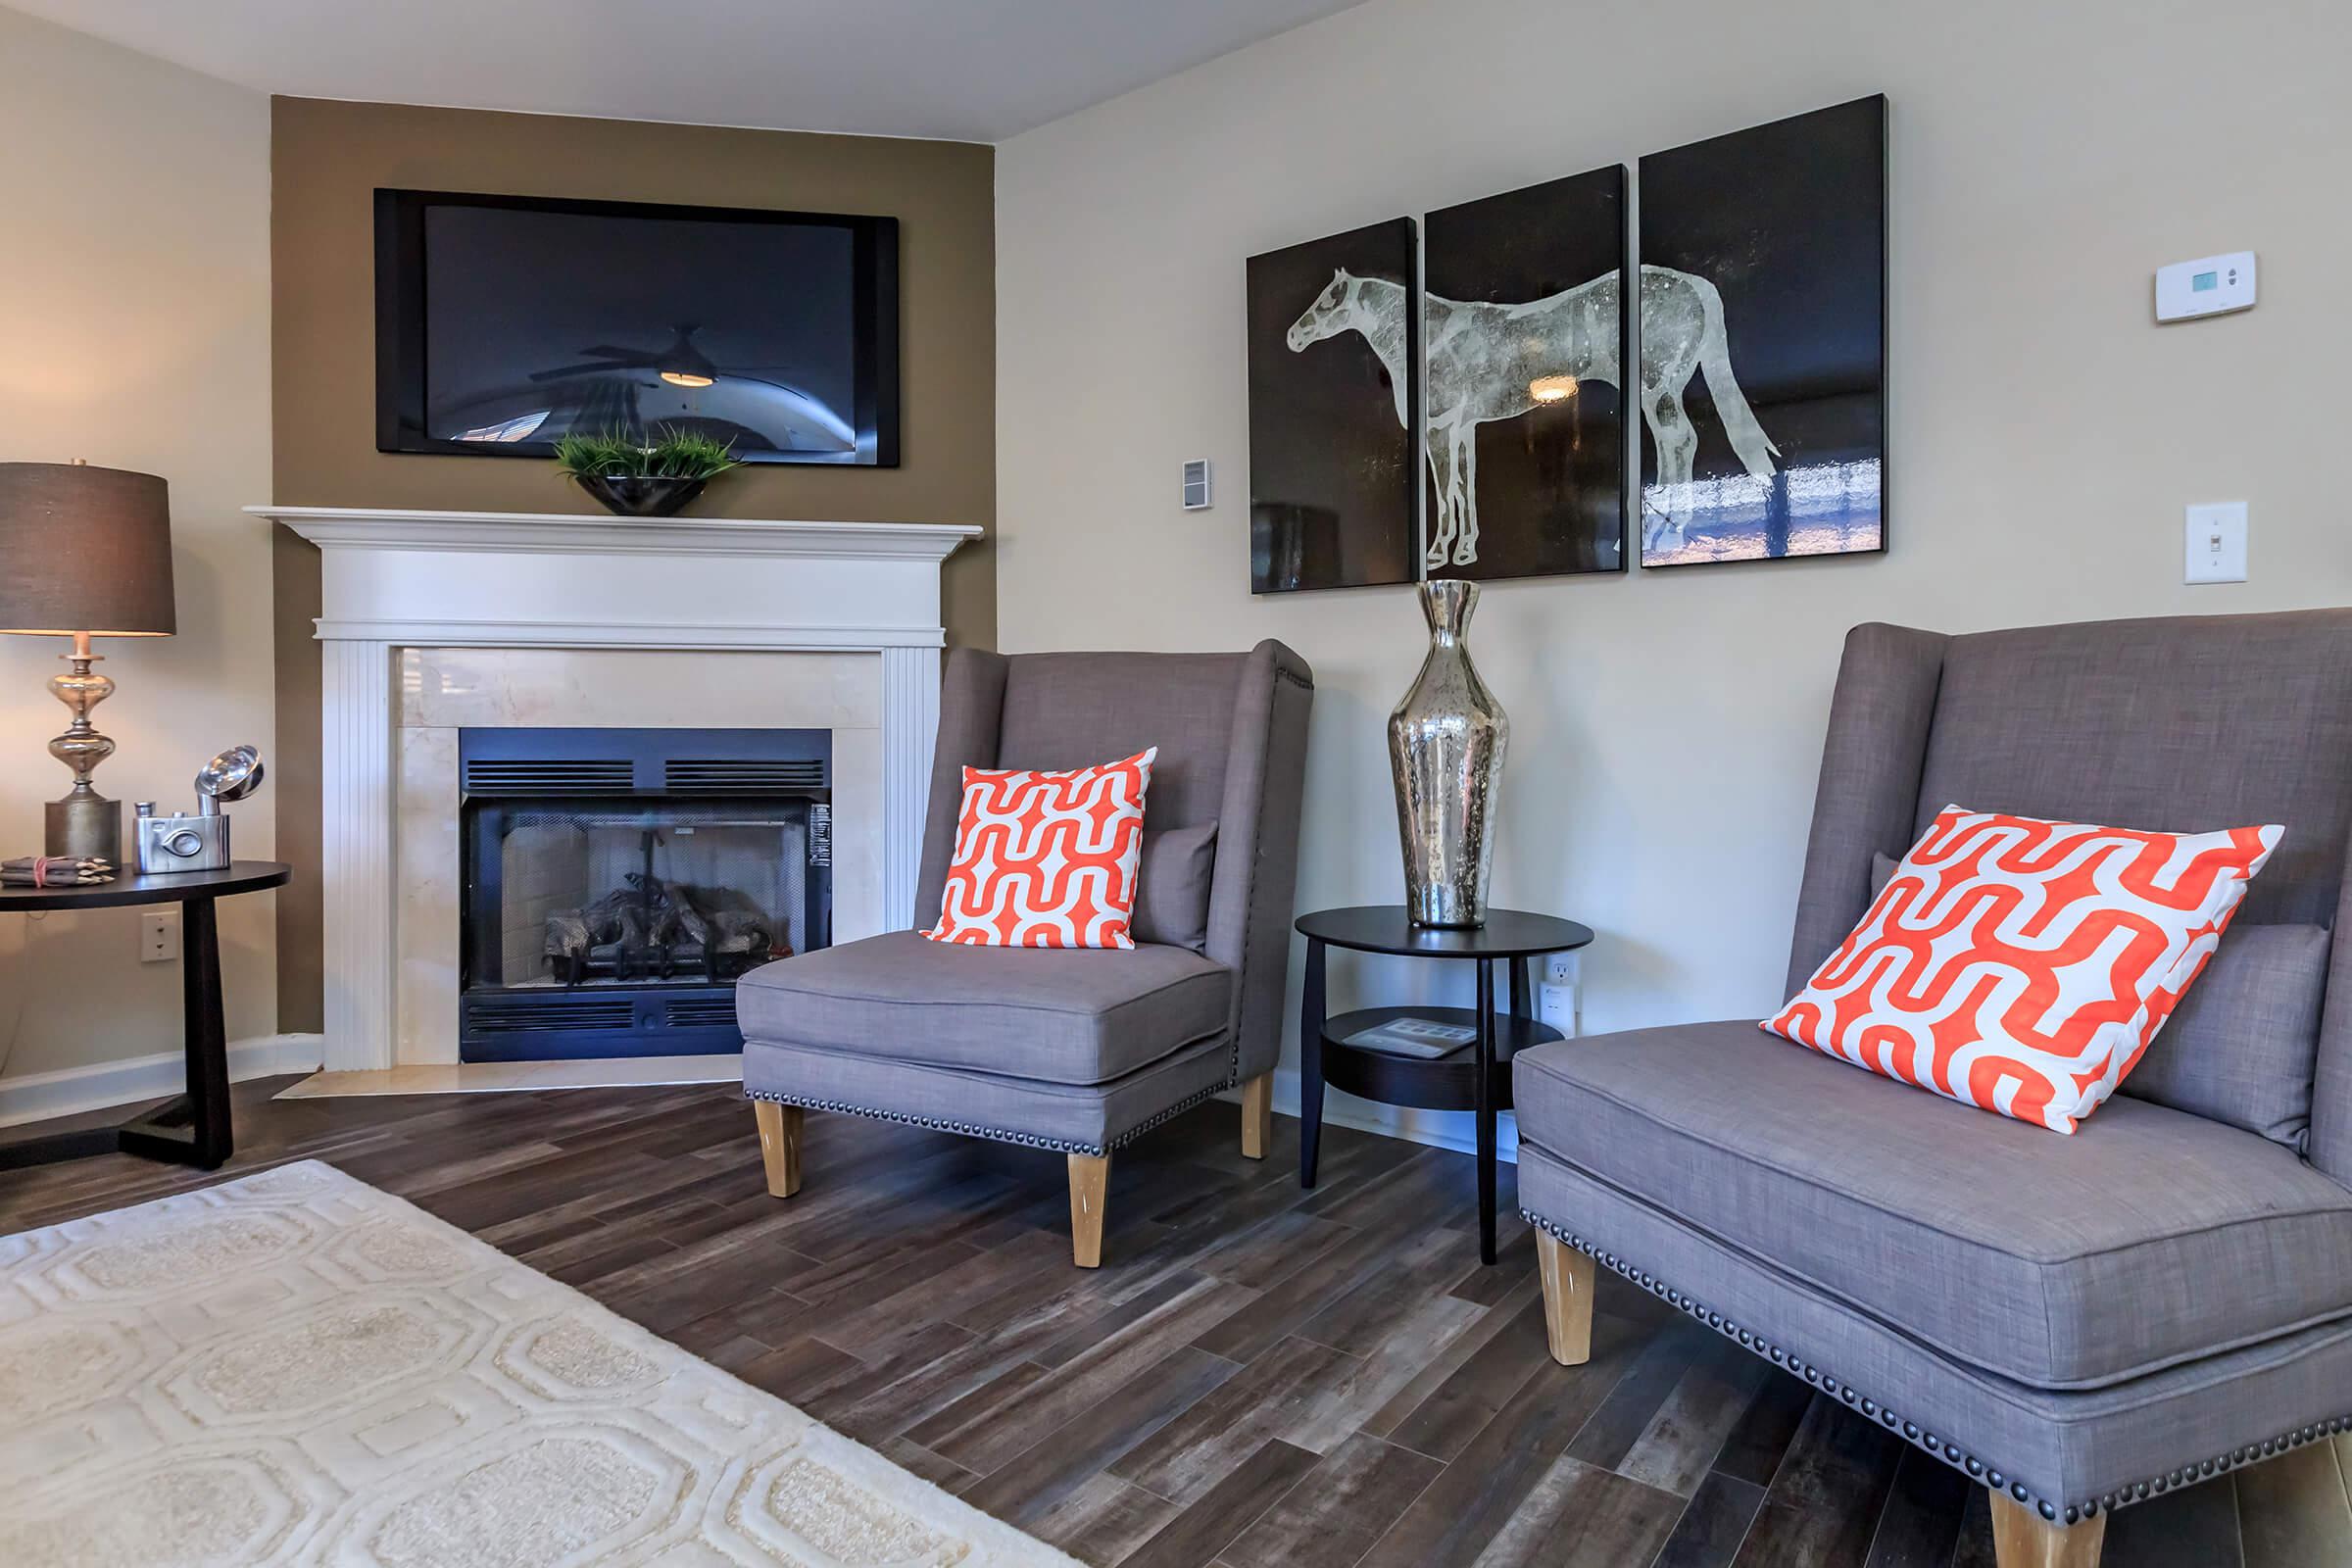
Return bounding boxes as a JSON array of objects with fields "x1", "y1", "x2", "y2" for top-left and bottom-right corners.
[{"x1": 0, "y1": 463, "x2": 176, "y2": 637}]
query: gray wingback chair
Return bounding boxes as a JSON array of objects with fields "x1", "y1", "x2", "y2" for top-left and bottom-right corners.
[
  {"x1": 1515, "y1": 610, "x2": 2352, "y2": 1568},
  {"x1": 738, "y1": 641, "x2": 1313, "y2": 1266}
]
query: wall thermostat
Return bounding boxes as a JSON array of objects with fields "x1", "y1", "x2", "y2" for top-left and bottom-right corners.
[
  {"x1": 2156, "y1": 251, "x2": 2257, "y2": 322},
  {"x1": 1182, "y1": 459, "x2": 1212, "y2": 511}
]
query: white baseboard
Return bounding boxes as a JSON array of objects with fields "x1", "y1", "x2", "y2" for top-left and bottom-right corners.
[
  {"x1": 277, "y1": 1054, "x2": 744, "y2": 1099},
  {"x1": 0, "y1": 1032, "x2": 326, "y2": 1131},
  {"x1": 1221, "y1": 1065, "x2": 1520, "y2": 1164},
  {"x1": 0, "y1": 1033, "x2": 1511, "y2": 1153}
]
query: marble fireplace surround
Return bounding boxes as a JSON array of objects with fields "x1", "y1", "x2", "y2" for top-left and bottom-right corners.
[{"x1": 254, "y1": 507, "x2": 981, "y2": 1074}]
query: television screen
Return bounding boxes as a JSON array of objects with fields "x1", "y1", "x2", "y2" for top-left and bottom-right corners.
[{"x1": 375, "y1": 190, "x2": 898, "y2": 466}]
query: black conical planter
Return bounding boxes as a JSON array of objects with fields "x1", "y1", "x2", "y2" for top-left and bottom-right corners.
[{"x1": 571, "y1": 473, "x2": 708, "y2": 518}]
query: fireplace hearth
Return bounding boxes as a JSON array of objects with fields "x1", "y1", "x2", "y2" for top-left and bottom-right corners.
[{"x1": 460, "y1": 727, "x2": 831, "y2": 1060}]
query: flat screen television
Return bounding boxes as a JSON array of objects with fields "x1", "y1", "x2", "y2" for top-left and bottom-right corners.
[{"x1": 374, "y1": 189, "x2": 899, "y2": 466}]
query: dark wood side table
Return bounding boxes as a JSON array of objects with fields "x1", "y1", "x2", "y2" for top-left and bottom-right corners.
[
  {"x1": 1296, "y1": 905, "x2": 1594, "y2": 1263},
  {"x1": 0, "y1": 860, "x2": 291, "y2": 1172}
]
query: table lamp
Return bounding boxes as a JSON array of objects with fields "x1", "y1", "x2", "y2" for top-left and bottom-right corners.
[{"x1": 0, "y1": 461, "x2": 176, "y2": 865}]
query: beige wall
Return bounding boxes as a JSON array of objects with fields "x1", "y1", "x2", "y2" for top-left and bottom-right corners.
[
  {"x1": 996, "y1": 0, "x2": 2352, "y2": 1135},
  {"x1": 270, "y1": 97, "x2": 996, "y2": 1030},
  {"x1": 0, "y1": 6, "x2": 276, "y2": 1083}
]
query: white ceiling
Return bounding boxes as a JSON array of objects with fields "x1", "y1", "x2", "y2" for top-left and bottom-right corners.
[{"x1": 17, "y1": 0, "x2": 1367, "y2": 142}]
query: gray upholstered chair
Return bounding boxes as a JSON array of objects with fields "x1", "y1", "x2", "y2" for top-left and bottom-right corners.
[
  {"x1": 1516, "y1": 610, "x2": 2352, "y2": 1568},
  {"x1": 737, "y1": 642, "x2": 1313, "y2": 1266}
]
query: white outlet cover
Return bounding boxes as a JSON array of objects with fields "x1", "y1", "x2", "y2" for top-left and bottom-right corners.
[
  {"x1": 139, "y1": 909, "x2": 180, "y2": 962},
  {"x1": 2184, "y1": 502, "x2": 2248, "y2": 583}
]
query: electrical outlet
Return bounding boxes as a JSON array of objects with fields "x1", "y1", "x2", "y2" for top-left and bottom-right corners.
[
  {"x1": 140, "y1": 909, "x2": 179, "y2": 964},
  {"x1": 1538, "y1": 953, "x2": 1581, "y2": 1038}
]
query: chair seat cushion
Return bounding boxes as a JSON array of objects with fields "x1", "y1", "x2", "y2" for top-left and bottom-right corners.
[
  {"x1": 1517, "y1": 1141, "x2": 2352, "y2": 1516},
  {"x1": 736, "y1": 930, "x2": 1232, "y2": 1086},
  {"x1": 1513, "y1": 1019, "x2": 2352, "y2": 1390}
]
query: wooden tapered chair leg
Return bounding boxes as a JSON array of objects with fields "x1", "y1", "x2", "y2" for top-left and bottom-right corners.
[
  {"x1": 1535, "y1": 1231, "x2": 1595, "y2": 1366},
  {"x1": 753, "y1": 1102, "x2": 803, "y2": 1198},
  {"x1": 1989, "y1": 1493, "x2": 2105, "y2": 1568},
  {"x1": 1067, "y1": 1152, "x2": 1110, "y2": 1268},
  {"x1": 1240, "y1": 1072, "x2": 1274, "y2": 1160}
]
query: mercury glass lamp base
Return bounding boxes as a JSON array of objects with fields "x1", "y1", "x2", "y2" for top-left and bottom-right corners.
[{"x1": 47, "y1": 791, "x2": 121, "y2": 865}]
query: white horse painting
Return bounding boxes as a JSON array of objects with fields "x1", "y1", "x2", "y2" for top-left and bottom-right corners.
[{"x1": 1286, "y1": 267, "x2": 1780, "y2": 564}]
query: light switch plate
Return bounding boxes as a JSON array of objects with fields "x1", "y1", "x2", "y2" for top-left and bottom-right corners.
[{"x1": 2184, "y1": 502, "x2": 2248, "y2": 584}]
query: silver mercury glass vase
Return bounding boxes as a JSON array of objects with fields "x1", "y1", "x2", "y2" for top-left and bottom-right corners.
[{"x1": 1388, "y1": 578, "x2": 1508, "y2": 927}]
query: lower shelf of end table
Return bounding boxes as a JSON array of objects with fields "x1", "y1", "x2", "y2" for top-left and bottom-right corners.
[
  {"x1": 1298, "y1": 906, "x2": 1593, "y2": 1267},
  {"x1": 1319, "y1": 1006, "x2": 1565, "y2": 1112}
]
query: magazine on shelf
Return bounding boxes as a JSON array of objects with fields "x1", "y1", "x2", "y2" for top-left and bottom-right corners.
[{"x1": 1344, "y1": 1016, "x2": 1478, "y2": 1059}]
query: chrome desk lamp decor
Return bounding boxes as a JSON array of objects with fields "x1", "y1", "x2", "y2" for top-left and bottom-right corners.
[
  {"x1": 135, "y1": 746, "x2": 265, "y2": 875},
  {"x1": 1388, "y1": 578, "x2": 1509, "y2": 927},
  {"x1": 0, "y1": 462, "x2": 177, "y2": 865}
]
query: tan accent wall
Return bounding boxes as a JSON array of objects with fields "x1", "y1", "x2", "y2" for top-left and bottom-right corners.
[
  {"x1": 0, "y1": 8, "x2": 275, "y2": 1084},
  {"x1": 270, "y1": 96, "x2": 994, "y2": 1032}
]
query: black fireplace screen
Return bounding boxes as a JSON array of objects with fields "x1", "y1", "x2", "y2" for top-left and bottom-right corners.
[
  {"x1": 458, "y1": 727, "x2": 830, "y2": 1060},
  {"x1": 477, "y1": 803, "x2": 821, "y2": 988}
]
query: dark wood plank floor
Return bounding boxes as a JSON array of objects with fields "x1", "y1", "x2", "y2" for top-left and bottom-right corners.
[{"x1": 6, "y1": 1080, "x2": 2347, "y2": 1567}]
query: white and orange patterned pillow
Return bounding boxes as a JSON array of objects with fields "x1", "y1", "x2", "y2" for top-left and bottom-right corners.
[
  {"x1": 924, "y1": 748, "x2": 1156, "y2": 949},
  {"x1": 1764, "y1": 805, "x2": 2282, "y2": 1134}
]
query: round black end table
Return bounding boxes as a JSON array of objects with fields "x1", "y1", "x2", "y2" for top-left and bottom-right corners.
[
  {"x1": 0, "y1": 861, "x2": 291, "y2": 1172},
  {"x1": 1296, "y1": 905, "x2": 1594, "y2": 1263}
]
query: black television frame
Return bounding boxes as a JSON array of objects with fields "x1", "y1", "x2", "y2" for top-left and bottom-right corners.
[{"x1": 373, "y1": 188, "x2": 901, "y2": 466}]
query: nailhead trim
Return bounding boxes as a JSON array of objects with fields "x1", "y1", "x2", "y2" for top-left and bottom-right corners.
[
  {"x1": 1521, "y1": 1210, "x2": 2352, "y2": 1523},
  {"x1": 745, "y1": 1080, "x2": 1232, "y2": 1158}
]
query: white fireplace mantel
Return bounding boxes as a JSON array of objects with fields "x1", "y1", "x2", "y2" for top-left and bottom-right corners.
[
  {"x1": 262, "y1": 507, "x2": 981, "y2": 650},
  {"x1": 250, "y1": 506, "x2": 981, "y2": 1073}
]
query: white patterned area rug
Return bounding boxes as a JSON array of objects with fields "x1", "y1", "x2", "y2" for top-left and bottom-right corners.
[{"x1": 0, "y1": 1160, "x2": 1078, "y2": 1567}]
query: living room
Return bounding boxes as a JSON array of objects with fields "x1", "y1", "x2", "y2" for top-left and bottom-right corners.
[{"x1": 3, "y1": 1, "x2": 2348, "y2": 1563}]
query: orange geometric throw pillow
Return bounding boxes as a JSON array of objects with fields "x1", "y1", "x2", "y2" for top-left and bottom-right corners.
[
  {"x1": 1764, "y1": 805, "x2": 2282, "y2": 1134},
  {"x1": 924, "y1": 748, "x2": 1156, "y2": 949}
]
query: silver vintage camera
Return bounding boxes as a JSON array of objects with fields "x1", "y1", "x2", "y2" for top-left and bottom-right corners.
[{"x1": 135, "y1": 745, "x2": 265, "y2": 876}]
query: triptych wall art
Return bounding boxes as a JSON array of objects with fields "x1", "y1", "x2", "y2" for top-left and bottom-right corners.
[
  {"x1": 1246, "y1": 95, "x2": 1886, "y2": 594},
  {"x1": 1247, "y1": 220, "x2": 1421, "y2": 593}
]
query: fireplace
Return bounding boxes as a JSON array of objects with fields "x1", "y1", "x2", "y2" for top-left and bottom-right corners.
[
  {"x1": 459, "y1": 727, "x2": 831, "y2": 1060},
  {"x1": 265, "y1": 505, "x2": 975, "y2": 1073}
]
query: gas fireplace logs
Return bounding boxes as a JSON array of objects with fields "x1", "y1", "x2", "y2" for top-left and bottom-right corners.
[{"x1": 543, "y1": 872, "x2": 782, "y2": 985}]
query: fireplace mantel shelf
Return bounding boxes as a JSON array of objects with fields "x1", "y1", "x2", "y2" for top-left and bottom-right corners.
[{"x1": 251, "y1": 506, "x2": 981, "y2": 561}]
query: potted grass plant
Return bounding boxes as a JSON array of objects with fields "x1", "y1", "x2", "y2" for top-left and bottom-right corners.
[{"x1": 553, "y1": 426, "x2": 739, "y2": 517}]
